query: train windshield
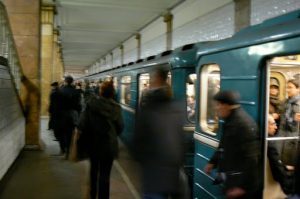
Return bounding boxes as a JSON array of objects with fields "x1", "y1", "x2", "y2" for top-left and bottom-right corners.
[
  {"x1": 200, "y1": 64, "x2": 220, "y2": 135},
  {"x1": 264, "y1": 54, "x2": 300, "y2": 198}
]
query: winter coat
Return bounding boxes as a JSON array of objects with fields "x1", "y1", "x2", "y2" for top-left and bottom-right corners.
[
  {"x1": 279, "y1": 95, "x2": 300, "y2": 166},
  {"x1": 209, "y1": 107, "x2": 261, "y2": 194},
  {"x1": 56, "y1": 85, "x2": 82, "y2": 131},
  {"x1": 269, "y1": 95, "x2": 283, "y2": 128},
  {"x1": 267, "y1": 138, "x2": 290, "y2": 193},
  {"x1": 48, "y1": 87, "x2": 60, "y2": 130},
  {"x1": 269, "y1": 96, "x2": 283, "y2": 115},
  {"x1": 78, "y1": 96, "x2": 123, "y2": 158},
  {"x1": 134, "y1": 86, "x2": 185, "y2": 193}
]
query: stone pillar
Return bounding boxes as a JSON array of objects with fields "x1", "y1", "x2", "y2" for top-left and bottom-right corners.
[
  {"x1": 52, "y1": 29, "x2": 64, "y2": 82},
  {"x1": 135, "y1": 33, "x2": 141, "y2": 59},
  {"x1": 57, "y1": 43, "x2": 64, "y2": 81},
  {"x1": 234, "y1": 0, "x2": 251, "y2": 32},
  {"x1": 163, "y1": 12, "x2": 173, "y2": 51},
  {"x1": 120, "y1": 45, "x2": 124, "y2": 65},
  {"x1": 41, "y1": 5, "x2": 55, "y2": 116},
  {"x1": 2, "y1": 0, "x2": 41, "y2": 148}
]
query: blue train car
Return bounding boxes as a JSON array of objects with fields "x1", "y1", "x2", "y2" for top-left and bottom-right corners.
[
  {"x1": 193, "y1": 10, "x2": 300, "y2": 199},
  {"x1": 81, "y1": 43, "x2": 199, "y2": 189}
]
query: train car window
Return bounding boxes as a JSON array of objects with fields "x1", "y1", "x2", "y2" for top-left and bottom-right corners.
[
  {"x1": 105, "y1": 75, "x2": 112, "y2": 81},
  {"x1": 120, "y1": 76, "x2": 131, "y2": 105},
  {"x1": 200, "y1": 64, "x2": 220, "y2": 135},
  {"x1": 186, "y1": 74, "x2": 196, "y2": 122},
  {"x1": 264, "y1": 54, "x2": 300, "y2": 198},
  {"x1": 113, "y1": 77, "x2": 117, "y2": 89},
  {"x1": 167, "y1": 71, "x2": 172, "y2": 85},
  {"x1": 138, "y1": 73, "x2": 150, "y2": 102}
]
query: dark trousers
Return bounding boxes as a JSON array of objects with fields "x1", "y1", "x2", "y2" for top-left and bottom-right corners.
[
  {"x1": 56, "y1": 126, "x2": 74, "y2": 158},
  {"x1": 89, "y1": 155, "x2": 114, "y2": 199},
  {"x1": 234, "y1": 189, "x2": 262, "y2": 199}
]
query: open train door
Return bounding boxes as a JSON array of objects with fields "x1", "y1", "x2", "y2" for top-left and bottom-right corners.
[{"x1": 264, "y1": 54, "x2": 300, "y2": 198}]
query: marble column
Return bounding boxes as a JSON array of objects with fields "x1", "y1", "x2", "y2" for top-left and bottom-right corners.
[
  {"x1": 41, "y1": 5, "x2": 54, "y2": 116},
  {"x1": 234, "y1": 0, "x2": 251, "y2": 32},
  {"x1": 163, "y1": 12, "x2": 173, "y2": 51},
  {"x1": 2, "y1": 0, "x2": 41, "y2": 148},
  {"x1": 120, "y1": 45, "x2": 124, "y2": 65},
  {"x1": 52, "y1": 29, "x2": 64, "y2": 83},
  {"x1": 135, "y1": 33, "x2": 141, "y2": 60}
]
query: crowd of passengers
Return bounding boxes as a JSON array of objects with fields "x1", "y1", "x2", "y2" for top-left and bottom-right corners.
[
  {"x1": 266, "y1": 77, "x2": 300, "y2": 198},
  {"x1": 48, "y1": 70, "x2": 190, "y2": 199},
  {"x1": 47, "y1": 73, "x2": 300, "y2": 199}
]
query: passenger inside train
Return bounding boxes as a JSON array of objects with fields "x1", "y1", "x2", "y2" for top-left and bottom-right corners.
[{"x1": 266, "y1": 54, "x2": 300, "y2": 198}]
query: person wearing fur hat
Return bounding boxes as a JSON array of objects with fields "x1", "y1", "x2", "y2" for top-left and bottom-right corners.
[
  {"x1": 269, "y1": 78, "x2": 283, "y2": 129},
  {"x1": 204, "y1": 90, "x2": 262, "y2": 199}
]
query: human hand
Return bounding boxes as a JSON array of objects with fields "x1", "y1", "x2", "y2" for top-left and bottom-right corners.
[
  {"x1": 226, "y1": 187, "x2": 245, "y2": 198},
  {"x1": 204, "y1": 163, "x2": 214, "y2": 174}
]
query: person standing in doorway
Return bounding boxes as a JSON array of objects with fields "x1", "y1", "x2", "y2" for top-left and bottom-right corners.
[{"x1": 204, "y1": 90, "x2": 262, "y2": 199}]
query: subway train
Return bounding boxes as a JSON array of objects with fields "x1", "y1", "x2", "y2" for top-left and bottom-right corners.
[
  {"x1": 80, "y1": 42, "x2": 199, "y2": 188},
  {"x1": 81, "y1": 9, "x2": 300, "y2": 199},
  {"x1": 193, "y1": 10, "x2": 300, "y2": 199}
]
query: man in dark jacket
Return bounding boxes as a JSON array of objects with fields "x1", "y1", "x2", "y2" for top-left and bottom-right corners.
[
  {"x1": 134, "y1": 68, "x2": 187, "y2": 199},
  {"x1": 267, "y1": 114, "x2": 290, "y2": 195},
  {"x1": 204, "y1": 90, "x2": 262, "y2": 199},
  {"x1": 48, "y1": 81, "x2": 59, "y2": 130},
  {"x1": 56, "y1": 76, "x2": 81, "y2": 158}
]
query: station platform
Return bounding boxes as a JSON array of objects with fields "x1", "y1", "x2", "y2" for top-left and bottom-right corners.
[{"x1": 0, "y1": 119, "x2": 141, "y2": 199}]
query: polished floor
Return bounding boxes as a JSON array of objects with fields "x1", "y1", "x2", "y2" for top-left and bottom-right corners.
[{"x1": 0, "y1": 119, "x2": 141, "y2": 199}]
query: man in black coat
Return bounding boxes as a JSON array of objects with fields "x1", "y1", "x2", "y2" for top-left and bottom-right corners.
[
  {"x1": 48, "y1": 81, "x2": 65, "y2": 153},
  {"x1": 204, "y1": 90, "x2": 262, "y2": 199},
  {"x1": 134, "y1": 68, "x2": 187, "y2": 199},
  {"x1": 267, "y1": 114, "x2": 291, "y2": 195},
  {"x1": 48, "y1": 81, "x2": 59, "y2": 130},
  {"x1": 56, "y1": 76, "x2": 82, "y2": 158}
]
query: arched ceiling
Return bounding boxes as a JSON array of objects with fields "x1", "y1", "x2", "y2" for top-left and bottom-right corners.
[{"x1": 51, "y1": 0, "x2": 184, "y2": 72}]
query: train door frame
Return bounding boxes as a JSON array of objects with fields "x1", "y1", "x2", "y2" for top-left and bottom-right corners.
[{"x1": 263, "y1": 53, "x2": 300, "y2": 198}]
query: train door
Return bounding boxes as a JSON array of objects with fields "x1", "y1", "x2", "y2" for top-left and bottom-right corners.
[{"x1": 264, "y1": 54, "x2": 300, "y2": 199}]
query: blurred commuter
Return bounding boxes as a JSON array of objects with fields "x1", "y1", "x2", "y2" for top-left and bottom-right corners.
[
  {"x1": 290, "y1": 149, "x2": 300, "y2": 199},
  {"x1": 279, "y1": 79, "x2": 300, "y2": 169},
  {"x1": 94, "y1": 79, "x2": 103, "y2": 96},
  {"x1": 78, "y1": 80, "x2": 124, "y2": 199},
  {"x1": 56, "y1": 76, "x2": 82, "y2": 158},
  {"x1": 134, "y1": 67, "x2": 187, "y2": 199},
  {"x1": 187, "y1": 96, "x2": 195, "y2": 121},
  {"x1": 267, "y1": 114, "x2": 289, "y2": 195},
  {"x1": 48, "y1": 81, "x2": 64, "y2": 151},
  {"x1": 48, "y1": 81, "x2": 59, "y2": 130},
  {"x1": 83, "y1": 80, "x2": 96, "y2": 103},
  {"x1": 269, "y1": 78, "x2": 283, "y2": 128},
  {"x1": 204, "y1": 90, "x2": 262, "y2": 199},
  {"x1": 279, "y1": 78, "x2": 300, "y2": 196}
]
